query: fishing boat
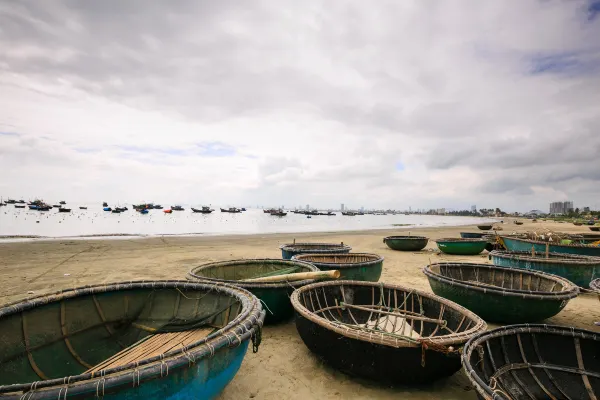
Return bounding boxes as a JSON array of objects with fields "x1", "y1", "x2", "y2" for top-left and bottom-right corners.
[
  {"x1": 383, "y1": 236, "x2": 429, "y2": 251},
  {"x1": 58, "y1": 208, "x2": 71, "y2": 212},
  {"x1": 590, "y1": 226, "x2": 600, "y2": 232},
  {"x1": 6, "y1": 199, "x2": 15, "y2": 204},
  {"x1": 163, "y1": 209, "x2": 172, "y2": 214},
  {"x1": 111, "y1": 209, "x2": 121, "y2": 214},
  {"x1": 103, "y1": 207, "x2": 112, "y2": 212},
  {"x1": 435, "y1": 238, "x2": 488, "y2": 255},
  {"x1": 102, "y1": 202, "x2": 108, "y2": 207},
  {"x1": 423, "y1": 263, "x2": 578, "y2": 323},
  {"x1": 501, "y1": 235, "x2": 600, "y2": 257},
  {"x1": 59, "y1": 200, "x2": 66, "y2": 204},
  {"x1": 241, "y1": 208, "x2": 246, "y2": 211},
  {"x1": 263, "y1": 209, "x2": 275, "y2": 213},
  {"x1": 280, "y1": 241, "x2": 352, "y2": 260},
  {"x1": 270, "y1": 209, "x2": 287, "y2": 216},
  {"x1": 462, "y1": 324, "x2": 600, "y2": 400},
  {"x1": 171, "y1": 205, "x2": 184, "y2": 211},
  {"x1": 514, "y1": 220, "x2": 523, "y2": 225},
  {"x1": 153, "y1": 204, "x2": 163, "y2": 209},
  {"x1": 188, "y1": 259, "x2": 319, "y2": 324},
  {"x1": 459, "y1": 232, "x2": 488, "y2": 239},
  {"x1": 220, "y1": 208, "x2": 241, "y2": 213},
  {"x1": 0, "y1": 281, "x2": 264, "y2": 399},
  {"x1": 292, "y1": 253, "x2": 383, "y2": 282},
  {"x1": 290, "y1": 281, "x2": 486, "y2": 384},
  {"x1": 53, "y1": 204, "x2": 61, "y2": 208},
  {"x1": 37, "y1": 205, "x2": 51, "y2": 211},
  {"x1": 79, "y1": 206, "x2": 87, "y2": 210},
  {"x1": 139, "y1": 209, "x2": 149, "y2": 214},
  {"x1": 14, "y1": 204, "x2": 25, "y2": 209},
  {"x1": 341, "y1": 211, "x2": 356, "y2": 216},
  {"x1": 115, "y1": 207, "x2": 128, "y2": 212},
  {"x1": 477, "y1": 224, "x2": 493, "y2": 231},
  {"x1": 490, "y1": 250, "x2": 600, "y2": 288},
  {"x1": 17, "y1": 200, "x2": 25, "y2": 203}
]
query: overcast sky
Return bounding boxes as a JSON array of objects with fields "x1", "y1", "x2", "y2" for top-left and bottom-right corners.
[{"x1": 1, "y1": 1, "x2": 599, "y2": 211}]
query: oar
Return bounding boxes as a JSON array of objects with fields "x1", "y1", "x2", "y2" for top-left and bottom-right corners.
[{"x1": 242, "y1": 270, "x2": 340, "y2": 283}]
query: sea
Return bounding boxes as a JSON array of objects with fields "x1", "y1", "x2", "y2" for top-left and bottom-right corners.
[{"x1": 0, "y1": 205, "x2": 495, "y2": 241}]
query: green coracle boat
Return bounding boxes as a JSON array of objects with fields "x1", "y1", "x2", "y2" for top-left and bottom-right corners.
[
  {"x1": 435, "y1": 238, "x2": 488, "y2": 255},
  {"x1": 423, "y1": 263, "x2": 579, "y2": 323},
  {"x1": 0, "y1": 281, "x2": 264, "y2": 400},
  {"x1": 188, "y1": 259, "x2": 319, "y2": 324},
  {"x1": 382, "y1": 236, "x2": 429, "y2": 251},
  {"x1": 292, "y1": 253, "x2": 384, "y2": 282},
  {"x1": 279, "y1": 242, "x2": 351, "y2": 260},
  {"x1": 459, "y1": 232, "x2": 488, "y2": 239},
  {"x1": 501, "y1": 235, "x2": 600, "y2": 257},
  {"x1": 490, "y1": 250, "x2": 600, "y2": 288}
]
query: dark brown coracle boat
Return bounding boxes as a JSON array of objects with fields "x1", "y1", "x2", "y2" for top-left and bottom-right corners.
[
  {"x1": 279, "y1": 241, "x2": 352, "y2": 260},
  {"x1": 290, "y1": 281, "x2": 486, "y2": 384},
  {"x1": 423, "y1": 263, "x2": 578, "y2": 323},
  {"x1": 0, "y1": 281, "x2": 264, "y2": 399},
  {"x1": 462, "y1": 324, "x2": 600, "y2": 400}
]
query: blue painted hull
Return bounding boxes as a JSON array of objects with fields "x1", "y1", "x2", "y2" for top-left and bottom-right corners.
[
  {"x1": 501, "y1": 236, "x2": 600, "y2": 257},
  {"x1": 103, "y1": 341, "x2": 248, "y2": 400}
]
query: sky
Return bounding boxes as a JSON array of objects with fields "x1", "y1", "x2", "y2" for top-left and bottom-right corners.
[{"x1": 1, "y1": 1, "x2": 600, "y2": 211}]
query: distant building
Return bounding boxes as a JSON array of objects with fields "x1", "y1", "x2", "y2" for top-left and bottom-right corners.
[
  {"x1": 584, "y1": 207, "x2": 591, "y2": 213},
  {"x1": 549, "y1": 201, "x2": 574, "y2": 214},
  {"x1": 471, "y1": 205, "x2": 477, "y2": 213},
  {"x1": 341, "y1": 204, "x2": 345, "y2": 212},
  {"x1": 306, "y1": 204, "x2": 309, "y2": 210}
]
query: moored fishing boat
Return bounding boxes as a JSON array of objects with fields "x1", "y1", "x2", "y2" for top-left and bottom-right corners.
[
  {"x1": 14, "y1": 205, "x2": 25, "y2": 209},
  {"x1": 477, "y1": 224, "x2": 493, "y2": 231},
  {"x1": 58, "y1": 208, "x2": 71, "y2": 212},
  {"x1": 292, "y1": 253, "x2": 384, "y2": 282},
  {"x1": 435, "y1": 238, "x2": 488, "y2": 255},
  {"x1": 423, "y1": 263, "x2": 578, "y2": 323},
  {"x1": 139, "y1": 209, "x2": 149, "y2": 214},
  {"x1": 490, "y1": 250, "x2": 600, "y2": 288},
  {"x1": 163, "y1": 209, "x2": 172, "y2": 214},
  {"x1": 462, "y1": 324, "x2": 600, "y2": 400},
  {"x1": 171, "y1": 205, "x2": 184, "y2": 211},
  {"x1": 270, "y1": 209, "x2": 287, "y2": 216},
  {"x1": 79, "y1": 206, "x2": 87, "y2": 210},
  {"x1": 290, "y1": 281, "x2": 486, "y2": 384},
  {"x1": 279, "y1": 241, "x2": 352, "y2": 260},
  {"x1": 0, "y1": 281, "x2": 264, "y2": 400},
  {"x1": 220, "y1": 208, "x2": 241, "y2": 213},
  {"x1": 501, "y1": 235, "x2": 600, "y2": 257},
  {"x1": 590, "y1": 226, "x2": 600, "y2": 232},
  {"x1": 103, "y1": 207, "x2": 112, "y2": 212},
  {"x1": 188, "y1": 259, "x2": 320, "y2": 324},
  {"x1": 459, "y1": 232, "x2": 488, "y2": 239},
  {"x1": 383, "y1": 236, "x2": 429, "y2": 251}
]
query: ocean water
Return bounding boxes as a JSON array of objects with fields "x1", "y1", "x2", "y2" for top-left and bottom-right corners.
[{"x1": 0, "y1": 205, "x2": 495, "y2": 240}]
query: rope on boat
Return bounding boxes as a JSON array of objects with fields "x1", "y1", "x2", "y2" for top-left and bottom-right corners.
[{"x1": 252, "y1": 322, "x2": 262, "y2": 353}]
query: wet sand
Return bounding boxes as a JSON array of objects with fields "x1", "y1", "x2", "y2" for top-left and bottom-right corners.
[{"x1": 0, "y1": 220, "x2": 598, "y2": 399}]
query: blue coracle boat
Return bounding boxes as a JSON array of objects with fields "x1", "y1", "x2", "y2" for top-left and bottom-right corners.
[
  {"x1": 501, "y1": 236, "x2": 600, "y2": 257},
  {"x1": 0, "y1": 281, "x2": 264, "y2": 399}
]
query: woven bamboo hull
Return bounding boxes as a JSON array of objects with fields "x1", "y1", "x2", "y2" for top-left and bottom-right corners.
[
  {"x1": 459, "y1": 232, "x2": 488, "y2": 239},
  {"x1": 477, "y1": 225, "x2": 492, "y2": 231},
  {"x1": 295, "y1": 314, "x2": 462, "y2": 384},
  {"x1": 280, "y1": 243, "x2": 352, "y2": 260},
  {"x1": 311, "y1": 262, "x2": 381, "y2": 282},
  {"x1": 490, "y1": 251, "x2": 600, "y2": 288},
  {"x1": 502, "y1": 236, "x2": 600, "y2": 257},
  {"x1": 292, "y1": 254, "x2": 383, "y2": 282},
  {"x1": 249, "y1": 287, "x2": 296, "y2": 324},
  {"x1": 427, "y1": 279, "x2": 568, "y2": 323},
  {"x1": 436, "y1": 240, "x2": 487, "y2": 255},
  {"x1": 462, "y1": 325, "x2": 600, "y2": 400},
  {"x1": 383, "y1": 237, "x2": 428, "y2": 251}
]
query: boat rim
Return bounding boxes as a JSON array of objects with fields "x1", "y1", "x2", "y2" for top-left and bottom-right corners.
[
  {"x1": 461, "y1": 324, "x2": 600, "y2": 400},
  {"x1": 291, "y1": 253, "x2": 384, "y2": 268},
  {"x1": 435, "y1": 238, "x2": 489, "y2": 243},
  {"x1": 423, "y1": 262, "x2": 579, "y2": 300},
  {"x1": 0, "y1": 280, "x2": 264, "y2": 397},
  {"x1": 500, "y1": 235, "x2": 599, "y2": 249},
  {"x1": 290, "y1": 280, "x2": 487, "y2": 349},
  {"x1": 187, "y1": 258, "x2": 320, "y2": 288},
  {"x1": 279, "y1": 242, "x2": 352, "y2": 252},
  {"x1": 490, "y1": 250, "x2": 600, "y2": 265},
  {"x1": 383, "y1": 235, "x2": 428, "y2": 241}
]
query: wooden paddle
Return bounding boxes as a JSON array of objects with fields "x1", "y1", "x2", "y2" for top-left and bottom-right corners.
[{"x1": 242, "y1": 270, "x2": 340, "y2": 283}]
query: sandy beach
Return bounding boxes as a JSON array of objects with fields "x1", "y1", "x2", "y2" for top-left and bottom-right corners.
[{"x1": 1, "y1": 220, "x2": 598, "y2": 399}]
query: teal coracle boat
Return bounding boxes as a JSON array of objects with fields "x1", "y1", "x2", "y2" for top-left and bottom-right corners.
[
  {"x1": 435, "y1": 238, "x2": 488, "y2": 255},
  {"x1": 382, "y1": 236, "x2": 429, "y2": 251},
  {"x1": 0, "y1": 281, "x2": 264, "y2": 400},
  {"x1": 291, "y1": 253, "x2": 384, "y2": 282},
  {"x1": 187, "y1": 259, "x2": 319, "y2": 324},
  {"x1": 501, "y1": 236, "x2": 600, "y2": 257},
  {"x1": 423, "y1": 263, "x2": 579, "y2": 323},
  {"x1": 490, "y1": 250, "x2": 600, "y2": 288},
  {"x1": 459, "y1": 232, "x2": 488, "y2": 239},
  {"x1": 279, "y1": 242, "x2": 351, "y2": 260}
]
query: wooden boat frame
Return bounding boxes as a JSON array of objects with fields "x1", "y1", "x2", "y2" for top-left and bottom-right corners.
[
  {"x1": 0, "y1": 281, "x2": 265, "y2": 399},
  {"x1": 462, "y1": 324, "x2": 600, "y2": 400}
]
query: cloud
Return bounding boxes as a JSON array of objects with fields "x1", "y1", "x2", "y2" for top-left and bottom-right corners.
[{"x1": 1, "y1": 1, "x2": 600, "y2": 211}]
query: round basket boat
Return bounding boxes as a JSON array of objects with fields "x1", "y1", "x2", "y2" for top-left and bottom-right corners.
[
  {"x1": 462, "y1": 324, "x2": 600, "y2": 400},
  {"x1": 291, "y1": 253, "x2": 384, "y2": 282},
  {"x1": 279, "y1": 242, "x2": 352, "y2": 260},
  {"x1": 490, "y1": 250, "x2": 600, "y2": 288},
  {"x1": 423, "y1": 263, "x2": 579, "y2": 323},
  {"x1": 590, "y1": 226, "x2": 600, "y2": 232},
  {"x1": 0, "y1": 281, "x2": 264, "y2": 400},
  {"x1": 435, "y1": 238, "x2": 488, "y2": 255},
  {"x1": 290, "y1": 280, "x2": 487, "y2": 384},
  {"x1": 187, "y1": 259, "x2": 319, "y2": 324},
  {"x1": 383, "y1": 236, "x2": 429, "y2": 251},
  {"x1": 477, "y1": 224, "x2": 493, "y2": 231},
  {"x1": 459, "y1": 232, "x2": 488, "y2": 239}
]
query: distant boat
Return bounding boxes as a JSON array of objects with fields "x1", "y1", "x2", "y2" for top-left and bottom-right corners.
[
  {"x1": 221, "y1": 207, "x2": 241, "y2": 213},
  {"x1": 59, "y1": 208, "x2": 71, "y2": 213},
  {"x1": 115, "y1": 207, "x2": 128, "y2": 212},
  {"x1": 6, "y1": 199, "x2": 15, "y2": 204},
  {"x1": 103, "y1": 207, "x2": 112, "y2": 211},
  {"x1": 102, "y1": 202, "x2": 108, "y2": 207},
  {"x1": 192, "y1": 206, "x2": 214, "y2": 214},
  {"x1": 14, "y1": 205, "x2": 25, "y2": 209},
  {"x1": 111, "y1": 209, "x2": 121, "y2": 214},
  {"x1": 53, "y1": 205, "x2": 61, "y2": 208},
  {"x1": 28, "y1": 205, "x2": 38, "y2": 210},
  {"x1": 307, "y1": 215, "x2": 312, "y2": 218},
  {"x1": 37, "y1": 206, "x2": 51, "y2": 211},
  {"x1": 153, "y1": 204, "x2": 163, "y2": 209},
  {"x1": 17, "y1": 200, "x2": 25, "y2": 204},
  {"x1": 270, "y1": 209, "x2": 287, "y2": 216},
  {"x1": 342, "y1": 211, "x2": 356, "y2": 216},
  {"x1": 241, "y1": 208, "x2": 246, "y2": 211},
  {"x1": 139, "y1": 209, "x2": 149, "y2": 214},
  {"x1": 263, "y1": 209, "x2": 275, "y2": 213},
  {"x1": 164, "y1": 209, "x2": 173, "y2": 214},
  {"x1": 79, "y1": 206, "x2": 87, "y2": 210},
  {"x1": 59, "y1": 200, "x2": 66, "y2": 205},
  {"x1": 171, "y1": 205, "x2": 184, "y2": 211}
]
